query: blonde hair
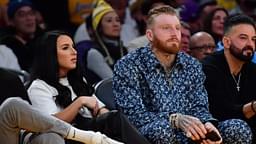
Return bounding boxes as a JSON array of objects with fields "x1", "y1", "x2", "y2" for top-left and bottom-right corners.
[{"x1": 146, "y1": 5, "x2": 178, "y2": 28}]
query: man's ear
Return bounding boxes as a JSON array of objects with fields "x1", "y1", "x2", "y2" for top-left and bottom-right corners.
[
  {"x1": 222, "y1": 36, "x2": 231, "y2": 49},
  {"x1": 146, "y1": 29, "x2": 153, "y2": 42}
]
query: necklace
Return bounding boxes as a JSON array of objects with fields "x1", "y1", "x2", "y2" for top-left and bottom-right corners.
[{"x1": 231, "y1": 73, "x2": 241, "y2": 92}]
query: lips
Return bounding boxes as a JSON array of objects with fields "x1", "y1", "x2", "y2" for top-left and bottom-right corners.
[{"x1": 71, "y1": 58, "x2": 77, "y2": 63}]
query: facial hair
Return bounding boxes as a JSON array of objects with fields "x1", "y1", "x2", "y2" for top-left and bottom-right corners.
[
  {"x1": 152, "y1": 35, "x2": 180, "y2": 54},
  {"x1": 230, "y1": 43, "x2": 254, "y2": 62}
]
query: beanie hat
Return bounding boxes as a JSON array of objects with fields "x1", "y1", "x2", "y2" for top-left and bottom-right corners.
[
  {"x1": 92, "y1": 0, "x2": 114, "y2": 30},
  {"x1": 7, "y1": 0, "x2": 33, "y2": 19}
]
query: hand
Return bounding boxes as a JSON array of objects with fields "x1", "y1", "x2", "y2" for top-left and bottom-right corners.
[
  {"x1": 78, "y1": 96, "x2": 99, "y2": 116},
  {"x1": 97, "y1": 107, "x2": 109, "y2": 116},
  {"x1": 79, "y1": 96, "x2": 98, "y2": 109},
  {"x1": 174, "y1": 114, "x2": 208, "y2": 141}
]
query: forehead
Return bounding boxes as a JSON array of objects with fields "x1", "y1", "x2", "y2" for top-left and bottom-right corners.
[
  {"x1": 229, "y1": 24, "x2": 256, "y2": 36},
  {"x1": 102, "y1": 11, "x2": 118, "y2": 19},
  {"x1": 57, "y1": 35, "x2": 72, "y2": 45},
  {"x1": 153, "y1": 14, "x2": 180, "y2": 26},
  {"x1": 194, "y1": 36, "x2": 215, "y2": 45},
  {"x1": 213, "y1": 10, "x2": 227, "y2": 17},
  {"x1": 15, "y1": 6, "x2": 33, "y2": 13},
  {"x1": 191, "y1": 34, "x2": 215, "y2": 46}
]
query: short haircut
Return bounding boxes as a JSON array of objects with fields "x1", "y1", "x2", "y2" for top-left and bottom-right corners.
[
  {"x1": 224, "y1": 14, "x2": 256, "y2": 35},
  {"x1": 146, "y1": 5, "x2": 178, "y2": 28}
]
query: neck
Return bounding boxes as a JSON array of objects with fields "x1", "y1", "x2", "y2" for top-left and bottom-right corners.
[
  {"x1": 15, "y1": 32, "x2": 33, "y2": 44},
  {"x1": 101, "y1": 35, "x2": 120, "y2": 46},
  {"x1": 59, "y1": 69, "x2": 68, "y2": 78},
  {"x1": 224, "y1": 50, "x2": 244, "y2": 75},
  {"x1": 152, "y1": 47, "x2": 176, "y2": 71}
]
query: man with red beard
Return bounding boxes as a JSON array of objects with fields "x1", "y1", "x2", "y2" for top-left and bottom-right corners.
[
  {"x1": 113, "y1": 5, "x2": 251, "y2": 144},
  {"x1": 202, "y1": 14, "x2": 256, "y2": 142}
]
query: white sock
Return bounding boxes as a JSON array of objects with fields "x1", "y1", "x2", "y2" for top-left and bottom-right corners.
[
  {"x1": 66, "y1": 127, "x2": 96, "y2": 143},
  {"x1": 66, "y1": 127, "x2": 124, "y2": 144}
]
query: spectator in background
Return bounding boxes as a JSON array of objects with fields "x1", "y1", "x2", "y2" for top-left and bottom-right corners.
[
  {"x1": 0, "y1": 0, "x2": 44, "y2": 72},
  {"x1": 203, "y1": 7, "x2": 228, "y2": 51},
  {"x1": 229, "y1": 0, "x2": 256, "y2": 21},
  {"x1": 127, "y1": 0, "x2": 167, "y2": 52},
  {"x1": 84, "y1": 0, "x2": 127, "y2": 84},
  {"x1": 180, "y1": 21, "x2": 191, "y2": 53},
  {"x1": 202, "y1": 14, "x2": 256, "y2": 143},
  {"x1": 0, "y1": 44, "x2": 21, "y2": 71},
  {"x1": 181, "y1": 0, "x2": 218, "y2": 33},
  {"x1": 197, "y1": 0, "x2": 218, "y2": 30},
  {"x1": 180, "y1": 0, "x2": 200, "y2": 34},
  {"x1": 189, "y1": 31, "x2": 216, "y2": 60},
  {"x1": 113, "y1": 5, "x2": 251, "y2": 144},
  {"x1": 74, "y1": 0, "x2": 136, "y2": 47}
]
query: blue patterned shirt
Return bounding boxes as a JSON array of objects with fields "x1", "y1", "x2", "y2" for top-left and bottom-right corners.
[{"x1": 113, "y1": 46, "x2": 215, "y2": 143}]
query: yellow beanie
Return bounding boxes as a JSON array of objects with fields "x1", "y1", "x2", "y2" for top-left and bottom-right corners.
[{"x1": 92, "y1": 0, "x2": 114, "y2": 30}]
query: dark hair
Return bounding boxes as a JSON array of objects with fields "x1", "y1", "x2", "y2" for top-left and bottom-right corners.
[
  {"x1": 30, "y1": 30, "x2": 93, "y2": 108},
  {"x1": 203, "y1": 7, "x2": 228, "y2": 43},
  {"x1": 7, "y1": 0, "x2": 33, "y2": 19},
  {"x1": 224, "y1": 14, "x2": 256, "y2": 35}
]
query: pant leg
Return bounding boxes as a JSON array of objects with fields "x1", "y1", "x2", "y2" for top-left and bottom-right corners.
[
  {"x1": 0, "y1": 97, "x2": 71, "y2": 144},
  {"x1": 28, "y1": 133, "x2": 65, "y2": 144},
  {"x1": 95, "y1": 111, "x2": 152, "y2": 144},
  {"x1": 218, "y1": 119, "x2": 252, "y2": 144}
]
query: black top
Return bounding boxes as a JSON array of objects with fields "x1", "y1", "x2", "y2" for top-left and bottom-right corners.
[
  {"x1": 0, "y1": 68, "x2": 29, "y2": 105},
  {"x1": 202, "y1": 50, "x2": 256, "y2": 129}
]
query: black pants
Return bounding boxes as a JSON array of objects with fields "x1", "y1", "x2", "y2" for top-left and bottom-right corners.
[{"x1": 68, "y1": 110, "x2": 150, "y2": 144}]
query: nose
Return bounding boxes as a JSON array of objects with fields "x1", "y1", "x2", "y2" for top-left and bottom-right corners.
[
  {"x1": 205, "y1": 48, "x2": 213, "y2": 54},
  {"x1": 71, "y1": 47, "x2": 77, "y2": 54},
  {"x1": 220, "y1": 17, "x2": 225, "y2": 24},
  {"x1": 113, "y1": 20, "x2": 120, "y2": 27}
]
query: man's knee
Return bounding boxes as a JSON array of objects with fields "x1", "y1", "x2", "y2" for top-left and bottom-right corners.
[
  {"x1": 29, "y1": 133, "x2": 65, "y2": 144},
  {"x1": 219, "y1": 119, "x2": 252, "y2": 144}
]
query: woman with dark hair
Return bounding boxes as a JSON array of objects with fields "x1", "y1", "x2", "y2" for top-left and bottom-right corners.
[
  {"x1": 203, "y1": 7, "x2": 228, "y2": 51},
  {"x1": 27, "y1": 30, "x2": 149, "y2": 144}
]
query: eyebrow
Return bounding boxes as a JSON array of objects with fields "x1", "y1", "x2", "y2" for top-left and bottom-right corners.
[
  {"x1": 239, "y1": 34, "x2": 248, "y2": 37},
  {"x1": 60, "y1": 43, "x2": 70, "y2": 47}
]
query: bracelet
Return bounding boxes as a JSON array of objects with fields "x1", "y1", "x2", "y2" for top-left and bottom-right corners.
[
  {"x1": 169, "y1": 113, "x2": 180, "y2": 129},
  {"x1": 251, "y1": 101, "x2": 256, "y2": 114}
]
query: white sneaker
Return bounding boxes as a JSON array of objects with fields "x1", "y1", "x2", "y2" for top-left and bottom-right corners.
[{"x1": 91, "y1": 132, "x2": 124, "y2": 144}]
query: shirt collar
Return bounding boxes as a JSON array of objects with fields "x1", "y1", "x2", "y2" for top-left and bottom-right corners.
[{"x1": 143, "y1": 45, "x2": 185, "y2": 72}]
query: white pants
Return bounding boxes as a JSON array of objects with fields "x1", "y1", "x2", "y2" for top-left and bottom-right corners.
[{"x1": 0, "y1": 97, "x2": 70, "y2": 144}]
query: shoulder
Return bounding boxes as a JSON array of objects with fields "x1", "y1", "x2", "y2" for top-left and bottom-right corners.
[
  {"x1": 0, "y1": 45, "x2": 14, "y2": 55},
  {"x1": 178, "y1": 52, "x2": 202, "y2": 70},
  {"x1": 28, "y1": 79, "x2": 57, "y2": 95},
  {"x1": 87, "y1": 48, "x2": 103, "y2": 56},
  {"x1": 115, "y1": 47, "x2": 146, "y2": 68}
]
